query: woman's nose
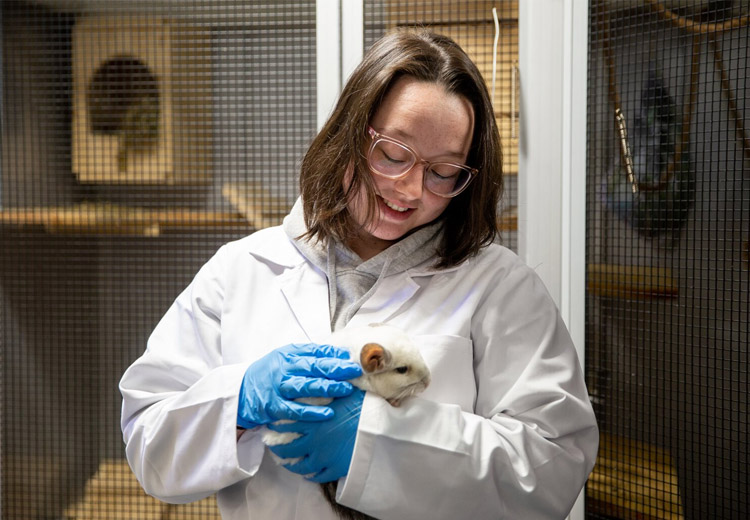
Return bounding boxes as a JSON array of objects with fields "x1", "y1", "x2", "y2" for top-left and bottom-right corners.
[{"x1": 394, "y1": 163, "x2": 425, "y2": 200}]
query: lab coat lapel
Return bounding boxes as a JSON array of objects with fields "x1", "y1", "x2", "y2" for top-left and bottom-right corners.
[
  {"x1": 277, "y1": 264, "x2": 332, "y2": 342},
  {"x1": 347, "y1": 272, "x2": 420, "y2": 327}
]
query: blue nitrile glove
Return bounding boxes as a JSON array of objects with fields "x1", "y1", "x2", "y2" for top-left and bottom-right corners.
[
  {"x1": 237, "y1": 343, "x2": 362, "y2": 429},
  {"x1": 267, "y1": 388, "x2": 366, "y2": 483}
]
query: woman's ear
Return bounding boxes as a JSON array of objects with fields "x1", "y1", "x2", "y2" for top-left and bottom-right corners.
[{"x1": 360, "y1": 342, "x2": 391, "y2": 373}]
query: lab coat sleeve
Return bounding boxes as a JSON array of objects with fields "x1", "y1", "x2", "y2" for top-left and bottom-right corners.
[
  {"x1": 337, "y1": 261, "x2": 599, "y2": 519},
  {"x1": 119, "y1": 245, "x2": 263, "y2": 503}
]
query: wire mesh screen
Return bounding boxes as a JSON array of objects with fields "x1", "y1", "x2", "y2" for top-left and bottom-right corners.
[
  {"x1": 0, "y1": 1, "x2": 517, "y2": 518},
  {"x1": 586, "y1": 1, "x2": 748, "y2": 519},
  {"x1": 364, "y1": 0, "x2": 519, "y2": 251},
  {"x1": 1, "y1": 0, "x2": 315, "y2": 517}
]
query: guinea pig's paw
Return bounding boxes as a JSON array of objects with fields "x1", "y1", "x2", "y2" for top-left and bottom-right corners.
[
  {"x1": 270, "y1": 452, "x2": 303, "y2": 467},
  {"x1": 262, "y1": 430, "x2": 301, "y2": 446}
]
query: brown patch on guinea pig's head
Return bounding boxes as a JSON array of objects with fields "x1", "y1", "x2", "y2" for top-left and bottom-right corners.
[{"x1": 360, "y1": 342, "x2": 391, "y2": 373}]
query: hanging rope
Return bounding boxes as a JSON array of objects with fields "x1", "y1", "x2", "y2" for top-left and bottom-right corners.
[
  {"x1": 596, "y1": 1, "x2": 632, "y2": 190},
  {"x1": 643, "y1": 0, "x2": 750, "y2": 35}
]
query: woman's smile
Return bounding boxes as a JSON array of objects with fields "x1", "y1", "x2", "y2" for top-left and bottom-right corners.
[{"x1": 382, "y1": 198, "x2": 410, "y2": 213}]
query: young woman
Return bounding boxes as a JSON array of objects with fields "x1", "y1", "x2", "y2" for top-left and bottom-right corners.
[{"x1": 120, "y1": 30, "x2": 598, "y2": 519}]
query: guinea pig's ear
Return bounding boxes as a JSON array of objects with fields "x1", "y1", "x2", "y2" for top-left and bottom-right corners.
[{"x1": 360, "y1": 343, "x2": 391, "y2": 373}]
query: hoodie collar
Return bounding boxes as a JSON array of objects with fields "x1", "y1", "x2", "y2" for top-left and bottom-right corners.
[{"x1": 282, "y1": 197, "x2": 444, "y2": 276}]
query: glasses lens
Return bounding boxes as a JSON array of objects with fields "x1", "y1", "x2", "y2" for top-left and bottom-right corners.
[
  {"x1": 425, "y1": 164, "x2": 472, "y2": 196},
  {"x1": 369, "y1": 139, "x2": 415, "y2": 177}
]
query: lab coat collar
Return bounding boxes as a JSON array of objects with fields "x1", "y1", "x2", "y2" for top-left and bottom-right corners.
[
  {"x1": 247, "y1": 226, "x2": 308, "y2": 269},
  {"x1": 244, "y1": 226, "x2": 469, "y2": 338}
]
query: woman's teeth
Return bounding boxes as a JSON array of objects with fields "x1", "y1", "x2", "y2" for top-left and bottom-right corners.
[{"x1": 384, "y1": 200, "x2": 409, "y2": 212}]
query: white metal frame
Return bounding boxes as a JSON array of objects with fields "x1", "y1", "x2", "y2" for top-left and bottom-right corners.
[
  {"x1": 519, "y1": 1, "x2": 589, "y2": 518},
  {"x1": 316, "y1": 0, "x2": 363, "y2": 130},
  {"x1": 341, "y1": 0, "x2": 364, "y2": 84}
]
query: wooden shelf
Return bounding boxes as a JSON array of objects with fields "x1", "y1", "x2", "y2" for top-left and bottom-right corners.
[
  {"x1": 221, "y1": 181, "x2": 290, "y2": 230},
  {"x1": 588, "y1": 433, "x2": 685, "y2": 520},
  {"x1": 386, "y1": 1, "x2": 518, "y2": 26},
  {"x1": 498, "y1": 205, "x2": 517, "y2": 232},
  {"x1": 0, "y1": 203, "x2": 252, "y2": 236},
  {"x1": 587, "y1": 264, "x2": 678, "y2": 299},
  {"x1": 0, "y1": 182, "x2": 294, "y2": 236},
  {"x1": 63, "y1": 458, "x2": 221, "y2": 519}
]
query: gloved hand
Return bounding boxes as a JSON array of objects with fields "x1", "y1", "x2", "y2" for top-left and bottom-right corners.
[
  {"x1": 267, "y1": 388, "x2": 365, "y2": 483},
  {"x1": 237, "y1": 343, "x2": 362, "y2": 429}
]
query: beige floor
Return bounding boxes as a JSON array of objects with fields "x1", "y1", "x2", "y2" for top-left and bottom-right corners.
[{"x1": 63, "y1": 459, "x2": 221, "y2": 520}]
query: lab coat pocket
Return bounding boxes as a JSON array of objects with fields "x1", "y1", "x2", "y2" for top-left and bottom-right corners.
[{"x1": 412, "y1": 334, "x2": 475, "y2": 412}]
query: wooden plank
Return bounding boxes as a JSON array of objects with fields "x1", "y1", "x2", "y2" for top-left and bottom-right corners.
[
  {"x1": 386, "y1": 0, "x2": 518, "y2": 26},
  {"x1": 498, "y1": 205, "x2": 517, "y2": 232},
  {"x1": 587, "y1": 264, "x2": 678, "y2": 299},
  {"x1": 222, "y1": 181, "x2": 291, "y2": 230},
  {"x1": 588, "y1": 433, "x2": 685, "y2": 520},
  {"x1": 0, "y1": 204, "x2": 250, "y2": 235}
]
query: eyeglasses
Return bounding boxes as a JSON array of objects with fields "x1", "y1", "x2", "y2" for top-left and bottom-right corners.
[{"x1": 367, "y1": 127, "x2": 478, "y2": 198}]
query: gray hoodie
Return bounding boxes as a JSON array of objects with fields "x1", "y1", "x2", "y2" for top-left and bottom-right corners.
[{"x1": 282, "y1": 198, "x2": 443, "y2": 331}]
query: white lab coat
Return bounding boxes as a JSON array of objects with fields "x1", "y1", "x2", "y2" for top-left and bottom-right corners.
[{"x1": 120, "y1": 226, "x2": 598, "y2": 520}]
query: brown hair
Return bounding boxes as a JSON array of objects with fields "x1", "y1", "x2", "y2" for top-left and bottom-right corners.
[{"x1": 299, "y1": 29, "x2": 503, "y2": 268}]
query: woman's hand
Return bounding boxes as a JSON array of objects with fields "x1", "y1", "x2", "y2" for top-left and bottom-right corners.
[
  {"x1": 267, "y1": 388, "x2": 366, "y2": 483},
  {"x1": 237, "y1": 343, "x2": 362, "y2": 429}
]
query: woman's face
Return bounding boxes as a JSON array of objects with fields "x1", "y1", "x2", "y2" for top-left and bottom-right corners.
[{"x1": 346, "y1": 76, "x2": 475, "y2": 260}]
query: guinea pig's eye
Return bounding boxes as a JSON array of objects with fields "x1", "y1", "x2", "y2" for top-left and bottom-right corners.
[{"x1": 395, "y1": 366, "x2": 409, "y2": 374}]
